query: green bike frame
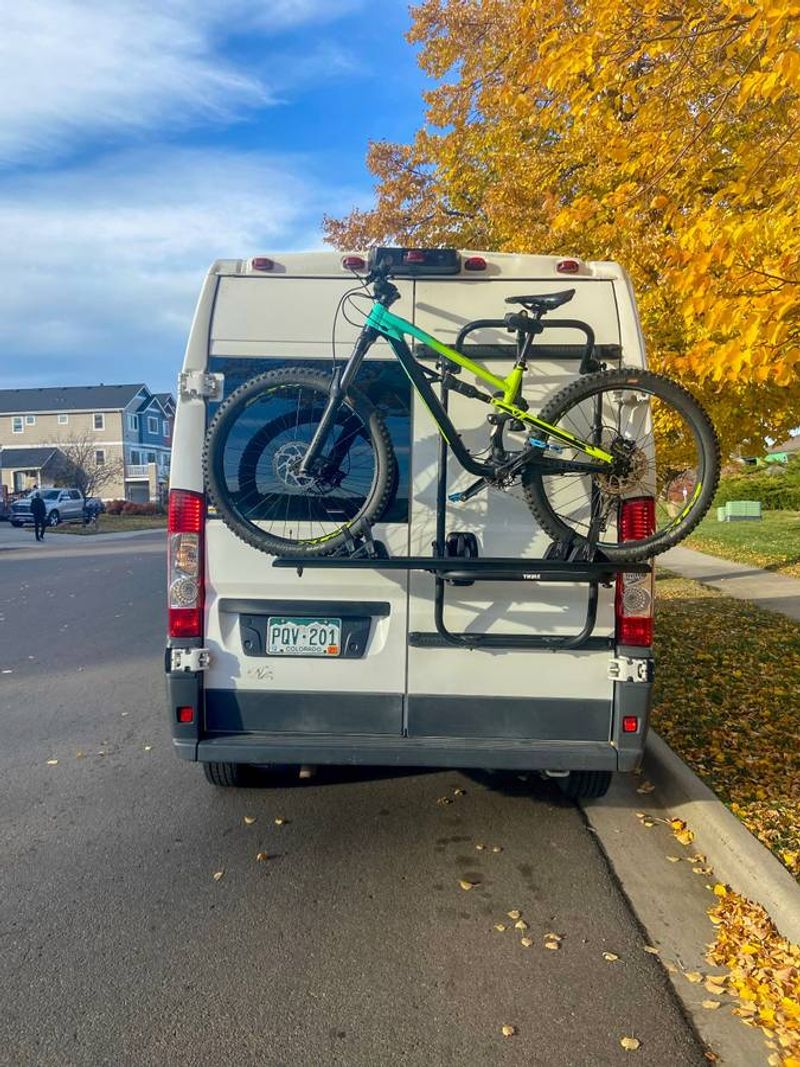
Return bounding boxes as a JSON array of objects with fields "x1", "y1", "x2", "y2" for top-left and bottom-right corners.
[
  {"x1": 300, "y1": 295, "x2": 615, "y2": 485},
  {"x1": 364, "y1": 303, "x2": 615, "y2": 477}
]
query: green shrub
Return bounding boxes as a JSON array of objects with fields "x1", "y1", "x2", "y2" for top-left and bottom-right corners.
[{"x1": 713, "y1": 461, "x2": 800, "y2": 510}]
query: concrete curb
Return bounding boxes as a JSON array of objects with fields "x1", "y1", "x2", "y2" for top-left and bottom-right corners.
[{"x1": 645, "y1": 731, "x2": 800, "y2": 943}]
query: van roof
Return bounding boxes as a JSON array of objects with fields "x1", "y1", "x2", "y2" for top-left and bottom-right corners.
[{"x1": 207, "y1": 250, "x2": 625, "y2": 281}]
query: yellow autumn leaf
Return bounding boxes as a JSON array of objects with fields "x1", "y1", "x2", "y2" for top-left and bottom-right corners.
[
  {"x1": 620, "y1": 1036, "x2": 641, "y2": 1051},
  {"x1": 515, "y1": 920, "x2": 529, "y2": 931},
  {"x1": 494, "y1": 923, "x2": 507, "y2": 933},
  {"x1": 520, "y1": 937, "x2": 533, "y2": 948},
  {"x1": 501, "y1": 1025, "x2": 516, "y2": 1037},
  {"x1": 459, "y1": 879, "x2": 478, "y2": 891},
  {"x1": 603, "y1": 952, "x2": 620, "y2": 962},
  {"x1": 243, "y1": 816, "x2": 256, "y2": 825},
  {"x1": 256, "y1": 851, "x2": 269, "y2": 862},
  {"x1": 507, "y1": 910, "x2": 521, "y2": 920},
  {"x1": 702, "y1": 1000, "x2": 721, "y2": 1010},
  {"x1": 685, "y1": 972, "x2": 703, "y2": 984},
  {"x1": 274, "y1": 817, "x2": 287, "y2": 826},
  {"x1": 46, "y1": 759, "x2": 59, "y2": 766},
  {"x1": 212, "y1": 870, "x2": 224, "y2": 881}
]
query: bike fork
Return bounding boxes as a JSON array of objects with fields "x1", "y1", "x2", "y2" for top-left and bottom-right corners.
[{"x1": 299, "y1": 327, "x2": 378, "y2": 475}]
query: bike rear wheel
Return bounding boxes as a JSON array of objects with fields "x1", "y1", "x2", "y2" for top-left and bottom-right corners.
[
  {"x1": 522, "y1": 368, "x2": 720, "y2": 562},
  {"x1": 204, "y1": 368, "x2": 396, "y2": 557}
]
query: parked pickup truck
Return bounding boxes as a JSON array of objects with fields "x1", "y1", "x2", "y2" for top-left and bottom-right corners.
[{"x1": 10, "y1": 488, "x2": 102, "y2": 527}]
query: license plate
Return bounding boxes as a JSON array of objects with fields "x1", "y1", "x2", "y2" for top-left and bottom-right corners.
[{"x1": 266, "y1": 617, "x2": 341, "y2": 657}]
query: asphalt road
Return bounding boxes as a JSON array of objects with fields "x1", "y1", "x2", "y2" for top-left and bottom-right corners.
[{"x1": 0, "y1": 530, "x2": 708, "y2": 1066}]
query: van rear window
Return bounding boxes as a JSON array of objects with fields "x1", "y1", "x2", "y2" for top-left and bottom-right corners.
[{"x1": 206, "y1": 357, "x2": 411, "y2": 524}]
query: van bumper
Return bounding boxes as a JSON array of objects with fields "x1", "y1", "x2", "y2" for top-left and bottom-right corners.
[{"x1": 166, "y1": 661, "x2": 651, "y2": 773}]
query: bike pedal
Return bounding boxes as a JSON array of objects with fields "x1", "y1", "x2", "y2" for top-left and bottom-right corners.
[{"x1": 448, "y1": 491, "x2": 465, "y2": 503}]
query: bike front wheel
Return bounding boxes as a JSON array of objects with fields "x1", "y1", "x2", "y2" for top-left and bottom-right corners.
[
  {"x1": 522, "y1": 368, "x2": 720, "y2": 562},
  {"x1": 204, "y1": 368, "x2": 396, "y2": 557}
]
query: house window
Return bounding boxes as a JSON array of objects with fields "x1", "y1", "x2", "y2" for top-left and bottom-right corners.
[
  {"x1": 127, "y1": 414, "x2": 139, "y2": 432},
  {"x1": 58, "y1": 414, "x2": 69, "y2": 425},
  {"x1": 147, "y1": 415, "x2": 159, "y2": 434},
  {"x1": 130, "y1": 450, "x2": 141, "y2": 465},
  {"x1": 95, "y1": 450, "x2": 106, "y2": 465},
  {"x1": 163, "y1": 420, "x2": 169, "y2": 438},
  {"x1": 25, "y1": 415, "x2": 36, "y2": 425},
  {"x1": 93, "y1": 413, "x2": 105, "y2": 430},
  {"x1": 11, "y1": 416, "x2": 23, "y2": 433},
  {"x1": 147, "y1": 452, "x2": 156, "y2": 463}
]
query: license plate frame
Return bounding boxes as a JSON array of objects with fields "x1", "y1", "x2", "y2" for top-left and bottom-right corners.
[{"x1": 266, "y1": 616, "x2": 342, "y2": 658}]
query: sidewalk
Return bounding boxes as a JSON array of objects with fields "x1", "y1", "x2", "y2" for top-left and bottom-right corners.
[{"x1": 660, "y1": 544, "x2": 800, "y2": 622}]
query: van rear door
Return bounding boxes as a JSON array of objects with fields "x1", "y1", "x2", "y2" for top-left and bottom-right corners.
[
  {"x1": 201, "y1": 271, "x2": 414, "y2": 738},
  {"x1": 405, "y1": 275, "x2": 620, "y2": 743}
]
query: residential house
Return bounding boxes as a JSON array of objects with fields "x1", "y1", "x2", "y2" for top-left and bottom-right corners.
[{"x1": 0, "y1": 384, "x2": 174, "y2": 501}]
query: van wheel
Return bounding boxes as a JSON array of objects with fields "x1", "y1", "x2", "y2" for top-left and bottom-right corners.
[
  {"x1": 203, "y1": 761, "x2": 248, "y2": 787},
  {"x1": 557, "y1": 770, "x2": 612, "y2": 800},
  {"x1": 48, "y1": 510, "x2": 60, "y2": 527}
]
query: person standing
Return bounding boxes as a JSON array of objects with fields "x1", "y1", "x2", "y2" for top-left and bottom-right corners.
[{"x1": 30, "y1": 490, "x2": 47, "y2": 542}]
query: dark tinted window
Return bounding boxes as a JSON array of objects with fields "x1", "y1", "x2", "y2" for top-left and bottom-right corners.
[{"x1": 207, "y1": 357, "x2": 410, "y2": 523}]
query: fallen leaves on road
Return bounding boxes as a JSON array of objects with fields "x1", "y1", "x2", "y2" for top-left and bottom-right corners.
[
  {"x1": 507, "y1": 909, "x2": 521, "y2": 920},
  {"x1": 636, "y1": 781, "x2": 655, "y2": 795},
  {"x1": 643, "y1": 945, "x2": 660, "y2": 955},
  {"x1": 603, "y1": 952, "x2": 620, "y2": 962},
  {"x1": 494, "y1": 923, "x2": 507, "y2": 933},
  {"x1": 702, "y1": 1000, "x2": 721, "y2": 1010},
  {"x1": 514, "y1": 919, "x2": 528, "y2": 931},
  {"x1": 667, "y1": 856, "x2": 682, "y2": 863},
  {"x1": 274, "y1": 817, "x2": 287, "y2": 826},
  {"x1": 668, "y1": 818, "x2": 695, "y2": 847},
  {"x1": 491, "y1": 846, "x2": 503, "y2": 854},
  {"x1": 243, "y1": 816, "x2": 256, "y2": 825},
  {"x1": 256, "y1": 852, "x2": 269, "y2": 862},
  {"x1": 684, "y1": 971, "x2": 703, "y2": 983},
  {"x1": 459, "y1": 879, "x2": 478, "y2": 891},
  {"x1": 436, "y1": 796, "x2": 452, "y2": 806},
  {"x1": 620, "y1": 1036, "x2": 641, "y2": 1051},
  {"x1": 520, "y1": 937, "x2": 533, "y2": 948},
  {"x1": 46, "y1": 759, "x2": 58, "y2": 766},
  {"x1": 653, "y1": 577, "x2": 800, "y2": 880},
  {"x1": 212, "y1": 870, "x2": 224, "y2": 881},
  {"x1": 453, "y1": 788, "x2": 466, "y2": 796},
  {"x1": 501, "y1": 1025, "x2": 516, "y2": 1037},
  {"x1": 706, "y1": 884, "x2": 800, "y2": 1064},
  {"x1": 475, "y1": 843, "x2": 486, "y2": 851}
]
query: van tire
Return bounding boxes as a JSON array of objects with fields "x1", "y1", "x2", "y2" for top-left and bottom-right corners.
[
  {"x1": 204, "y1": 368, "x2": 396, "y2": 558},
  {"x1": 557, "y1": 770, "x2": 612, "y2": 800},
  {"x1": 48, "y1": 510, "x2": 60, "y2": 527},
  {"x1": 203, "y1": 761, "x2": 248, "y2": 787}
]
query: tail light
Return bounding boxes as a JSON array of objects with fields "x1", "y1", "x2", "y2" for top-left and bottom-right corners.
[
  {"x1": 557, "y1": 258, "x2": 581, "y2": 273},
  {"x1": 615, "y1": 497, "x2": 654, "y2": 646},
  {"x1": 342, "y1": 255, "x2": 366, "y2": 271},
  {"x1": 464, "y1": 256, "x2": 487, "y2": 271},
  {"x1": 251, "y1": 257, "x2": 274, "y2": 271},
  {"x1": 168, "y1": 489, "x2": 205, "y2": 638}
]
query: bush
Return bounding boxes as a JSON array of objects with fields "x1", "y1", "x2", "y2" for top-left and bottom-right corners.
[
  {"x1": 120, "y1": 501, "x2": 163, "y2": 516},
  {"x1": 106, "y1": 499, "x2": 126, "y2": 515},
  {"x1": 713, "y1": 462, "x2": 800, "y2": 511}
]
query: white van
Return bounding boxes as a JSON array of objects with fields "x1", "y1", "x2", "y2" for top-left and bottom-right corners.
[{"x1": 166, "y1": 249, "x2": 655, "y2": 798}]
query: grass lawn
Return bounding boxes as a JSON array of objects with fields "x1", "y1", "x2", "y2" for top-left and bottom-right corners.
[
  {"x1": 685, "y1": 509, "x2": 800, "y2": 577},
  {"x1": 51, "y1": 514, "x2": 167, "y2": 535},
  {"x1": 653, "y1": 573, "x2": 800, "y2": 880}
]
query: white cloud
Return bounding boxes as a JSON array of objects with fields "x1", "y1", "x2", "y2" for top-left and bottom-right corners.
[
  {"x1": 0, "y1": 0, "x2": 363, "y2": 166},
  {"x1": 0, "y1": 147, "x2": 355, "y2": 390}
]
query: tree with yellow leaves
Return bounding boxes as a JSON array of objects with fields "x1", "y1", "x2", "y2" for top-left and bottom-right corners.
[{"x1": 325, "y1": 0, "x2": 800, "y2": 455}]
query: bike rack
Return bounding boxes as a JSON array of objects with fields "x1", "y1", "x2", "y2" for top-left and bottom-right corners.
[{"x1": 272, "y1": 316, "x2": 650, "y2": 651}]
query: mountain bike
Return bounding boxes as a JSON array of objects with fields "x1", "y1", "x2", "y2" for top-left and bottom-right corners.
[{"x1": 204, "y1": 261, "x2": 720, "y2": 562}]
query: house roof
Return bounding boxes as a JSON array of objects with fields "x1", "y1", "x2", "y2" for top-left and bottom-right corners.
[
  {"x1": 0, "y1": 384, "x2": 146, "y2": 415},
  {"x1": 154, "y1": 392, "x2": 176, "y2": 413},
  {"x1": 767, "y1": 435, "x2": 800, "y2": 454},
  {"x1": 0, "y1": 446, "x2": 60, "y2": 470}
]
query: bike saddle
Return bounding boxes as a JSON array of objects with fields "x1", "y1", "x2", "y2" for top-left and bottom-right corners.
[{"x1": 505, "y1": 289, "x2": 575, "y2": 312}]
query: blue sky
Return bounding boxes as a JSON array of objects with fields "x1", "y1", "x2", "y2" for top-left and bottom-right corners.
[{"x1": 0, "y1": 1, "x2": 429, "y2": 393}]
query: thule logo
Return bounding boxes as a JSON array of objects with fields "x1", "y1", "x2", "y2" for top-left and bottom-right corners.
[{"x1": 522, "y1": 573, "x2": 542, "y2": 580}]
